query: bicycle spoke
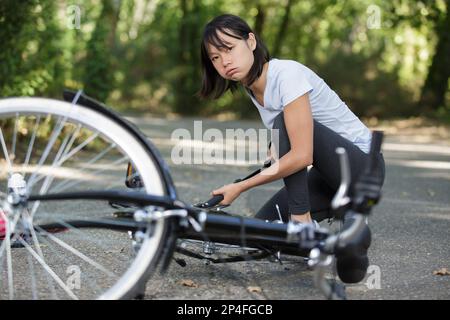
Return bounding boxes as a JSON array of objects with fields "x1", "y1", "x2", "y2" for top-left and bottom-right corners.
[
  {"x1": 27, "y1": 252, "x2": 38, "y2": 300},
  {"x1": 56, "y1": 132, "x2": 100, "y2": 167},
  {"x1": 5, "y1": 231, "x2": 14, "y2": 300},
  {"x1": 53, "y1": 126, "x2": 75, "y2": 165},
  {"x1": 34, "y1": 225, "x2": 116, "y2": 278},
  {"x1": 0, "y1": 212, "x2": 22, "y2": 260},
  {"x1": 49, "y1": 143, "x2": 116, "y2": 193},
  {"x1": 1, "y1": 210, "x2": 14, "y2": 299},
  {"x1": 27, "y1": 123, "x2": 76, "y2": 188},
  {"x1": 0, "y1": 211, "x2": 38, "y2": 300},
  {"x1": 61, "y1": 124, "x2": 82, "y2": 161},
  {"x1": 35, "y1": 231, "x2": 105, "y2": 295},
  {"x1": 26, "y1": 92, "x2": 81, "y2": 187},
  {"x1": 29, "y1": 131, "x2": 100, "y2": 219},
  {"x1": 11, "y1": 113, "x2": 18, "y2": 160},
  {"x1": 18, "y1": 237, "x2": 78, "y2": 300},
  {"x1": 28, "y1": 90, "x2": 82, "y2": 190},
  {"x1": 0, "y1": 127, "x2": 13, "y2": 175},
  {"x1": 25, "y1": 212, "x2": 58, "y2": 299},
  {"x1": 46, "y1": 218, "x2": 131, "y2": 256},
  {"x1": 26, "y1": 115, "x2": 73, "y2": 189},
  {"x1": 29, "y1": 130, "x2": 99, "y2": 189},
  {"x1": 26, "y1": 129, "x2": 74, "y2": 193},
  {"x1": 22, "y1": 115, "x2": 41, "y2": 177},
  {"x1": 26, "y1": 115, "x2": 61, "y2": 185},
  {"x1": 50, "y1": 156, "x2": 128, "y2": 194}
]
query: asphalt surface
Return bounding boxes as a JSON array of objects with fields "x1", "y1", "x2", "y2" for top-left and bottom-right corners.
[{"x1": 123, "y1": 115, "x2": 450, "y2": 300}]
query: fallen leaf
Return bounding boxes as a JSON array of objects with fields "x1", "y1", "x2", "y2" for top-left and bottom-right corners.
[
  {"x1": 179, "y1": 279, "x2": 199, "y2": 288},
  {"x1": 247, "y1": 286, "x2": 262, "y2": 293},
  {"x1": 433, "y1": 268, "x2": 450, "y2": 276}
]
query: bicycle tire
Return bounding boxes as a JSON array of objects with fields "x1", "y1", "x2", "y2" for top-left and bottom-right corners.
[{"x1": 0, "y1": 96, "x2": 176, "y2": 300}]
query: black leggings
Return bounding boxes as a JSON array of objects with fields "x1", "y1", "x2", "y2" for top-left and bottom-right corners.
[{"x1": 255, "y1": 112, "x2": 385, "y2": 223}]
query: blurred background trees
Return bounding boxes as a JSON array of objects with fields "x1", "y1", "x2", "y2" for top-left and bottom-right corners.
[{"x1": 0, "y1": 0, "x2": 448, "y2": 121}]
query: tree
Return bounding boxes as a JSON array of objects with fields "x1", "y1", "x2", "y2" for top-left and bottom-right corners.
[
  {"x1": 0, "y1": 0, "x2": 62, "y2": 97},
  {"x1": 173, "y1": 0, "x2": 207, "y2": 115},
  {"x1": 82, "y1": 0, "x2": 121, "y2": 102},
  {"x1": 419, "y1": 0, "x2": 450, "y2": 111},
  {"x1": 272, "y1": 0, "x2": 296, "y2": 58}
]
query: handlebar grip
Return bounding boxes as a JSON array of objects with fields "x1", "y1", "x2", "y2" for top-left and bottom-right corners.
[
  {"x1": 367, "y1": 131, "x2": 383, "y2": 174},
  {"x1": 336, "y1": 213, "x2": 372, "y2": 283},
  {"x1": 196, "y1": 194, "x2": 224, "y2": 208}
]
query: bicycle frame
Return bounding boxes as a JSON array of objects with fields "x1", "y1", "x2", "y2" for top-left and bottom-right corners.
[{"x1": 29, "y1": 190, "x2": 326, "y2": 256}]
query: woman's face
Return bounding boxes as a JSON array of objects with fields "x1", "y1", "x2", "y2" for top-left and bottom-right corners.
[{"x1": 207, "y1": 30, "x2": 256, "y2": 83}]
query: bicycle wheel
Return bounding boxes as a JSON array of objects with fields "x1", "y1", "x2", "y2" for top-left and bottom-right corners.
[{"x1": 0, "y1": 96, "x2": 175, "y2": 299}]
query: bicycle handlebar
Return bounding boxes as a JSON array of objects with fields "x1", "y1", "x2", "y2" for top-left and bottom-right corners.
[
  {"x1": 333, "y1": 130, "x2": 383, "y2": 283},
  {"x1": 194, "y1": 194, "x2": 224, "y2": 209},
  {"x1": 367, "y1": 130, "x2": 383, "y2": 174}
]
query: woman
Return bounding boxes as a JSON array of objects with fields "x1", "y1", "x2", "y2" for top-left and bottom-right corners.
[{"x1": 199, "y1": 14, "x2": 385, "y2": 226}]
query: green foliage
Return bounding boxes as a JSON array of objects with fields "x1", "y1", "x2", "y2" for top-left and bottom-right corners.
[
  {"x1": 0, "y1": 0, "x2": 448, "y2": 121},
  {"x1": 82, "y1": 0, "x2": 121, "y2": 102},
  {"x1": 0, "y1": 0, "x2": 64, "y2": 97}
]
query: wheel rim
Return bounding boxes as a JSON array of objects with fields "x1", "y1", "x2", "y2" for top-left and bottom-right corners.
[{"x1": 0, "y1": 98, "x2": 168, "y2": 299}]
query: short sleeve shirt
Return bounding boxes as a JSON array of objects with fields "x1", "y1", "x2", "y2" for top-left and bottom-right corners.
[{"x1": 247, "y1": 59, "x2": 372, "y2": 153}]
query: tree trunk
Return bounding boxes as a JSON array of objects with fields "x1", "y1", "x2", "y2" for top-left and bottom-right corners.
[
  {"x1": 272, "y1": 0, "x2": 295, "y2": 58},
  {"x1": 107, "y1": 0, "x2": 121, "y2": 48},
  {"x1": 253, "y1": 4, "x2": 266, "y2": 38},
  {"x1": 174, "y1": 0, "x2": 191, "y2": 114},
  {"x1": 83, "y1": 0, "x2": 122, "y2": 101},
  {"x1": 419, "y1": 1, "x2": 450, "y2": 111}
]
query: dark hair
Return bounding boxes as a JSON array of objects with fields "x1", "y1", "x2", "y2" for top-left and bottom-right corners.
[{"x1": 198, "y1": 14, "x2": 270, "y2": 99}]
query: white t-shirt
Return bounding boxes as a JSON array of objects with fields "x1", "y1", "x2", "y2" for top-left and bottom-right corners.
[{"x1": 247, "y1": 58, "x2": 372, "y2": 153}]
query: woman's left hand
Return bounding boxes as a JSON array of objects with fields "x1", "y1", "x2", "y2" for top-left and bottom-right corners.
[{"x1": 211, "y1": 183, "x2": 243, "y2": 206}]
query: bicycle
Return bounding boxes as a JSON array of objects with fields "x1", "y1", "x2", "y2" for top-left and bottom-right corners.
[{"x1": 0, "y1": 90, "x2": 384, "y2": 300}]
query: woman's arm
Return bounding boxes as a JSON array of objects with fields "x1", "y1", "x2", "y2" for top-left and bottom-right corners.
[
  {"x1": 211, "y1": 93, "x2": 313, "y2": 205},
  {"x1": 238, "y1": 93, "x2": 313, "y2": 192}
]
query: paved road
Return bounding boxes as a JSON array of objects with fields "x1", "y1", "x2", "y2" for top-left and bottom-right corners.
[{"x1": 128, "y1": 115, "x2": 450, "y2": 300}]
